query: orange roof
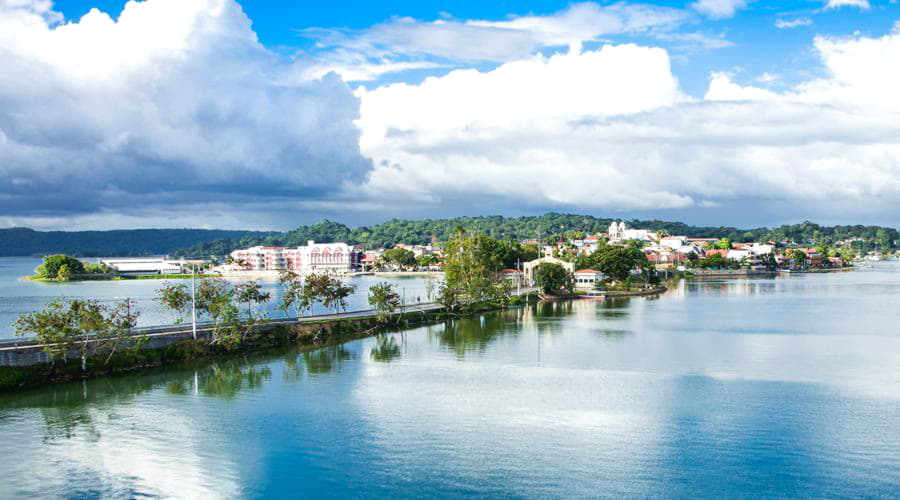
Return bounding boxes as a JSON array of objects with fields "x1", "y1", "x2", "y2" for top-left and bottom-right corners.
[
  {"x1": 500, "y1": 268, "x2": 520, "y2": 273},
  {"x1": 575, "y1": 269, "x2": 601, "y2": 273}
]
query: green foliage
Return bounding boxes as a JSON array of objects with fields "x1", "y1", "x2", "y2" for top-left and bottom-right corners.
[
  {"x1": 382, "y1": 248, "x2": 417, "y2": 269},
  {"x1": 439, "y1": 229, "x2": 510, "y2": 311},
  {"x1": 157, "y1": 282, "x2": 191, "y2": 324},
  {"x1": 576, "y1": 243, "x2": 649, "y2": 282},
  {"x1": 277, "y1": 270, "x2": 314, "y2": 317},
  {"x1": 35, "y1": 254, "x2": 85, "y2": 279},
  {"x1": 368, "y1": 282, "x2": 402, "y2": 324},
  {"x1": 696, "y1": 253, "x2": 742, "y2": 270},
  {"x1": 416, "y1": 254, "x2": 438, "y2": 268},
  {"x1": 717, "y1": 238, "x2": 732, "y2": 250},
  {"x1": 157, "y1": 277, "x2": 270, "y2": 350},
  {"x1": 533, "y1": 263, "x2": 574, "y2": 295},
  {"x1": 304, "y1": 273, "x2": 358, "y2": 315},
  {"x1": 6, "y1": 214, "x2": 898, "y2": 259},
  {"x1": 83, "y1": 261, "x2": 113, "y2": 274},
  {"x1": 14, "y1": 298, "x2": 141, "y2": 370}
]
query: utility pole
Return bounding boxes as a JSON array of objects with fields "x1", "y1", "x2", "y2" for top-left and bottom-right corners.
[{"x1": 191, "y1": 265, "x2": 197, "y2": 340}]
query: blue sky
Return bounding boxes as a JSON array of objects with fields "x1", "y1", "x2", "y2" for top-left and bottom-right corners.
[
  {"x1": 52, "y1": 0, "x2": 900, "y2": 95},
  {"x1": 2, "y1": 0, "x2": 900, "y2": 230}
]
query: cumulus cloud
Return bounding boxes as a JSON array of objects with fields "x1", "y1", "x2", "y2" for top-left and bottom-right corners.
[
  {"x1": 824, "y1": 0, "x2": 870, "y2": 9},
  {"x1": 691, "y1": 0, "x2": 748, "y2": 19},
  {"x1": 355, "y1": 29, "x2": 900, "y2": 220},
  {"x1": 295, "y1": 2, "x2": 693, "y2": 82},
  {"x1": 0, "y1": 0, "x2": 370, "y2": 223}
]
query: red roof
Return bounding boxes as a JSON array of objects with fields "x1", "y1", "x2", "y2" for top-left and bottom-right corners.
[
  {"x1": 575, "y1": 269, "x2": 601, "y2": 273},
  {"x1": 704, "y1": 249, "x2": 729, "y2": 257},
  {"x1": 500, "y1": 268, "x2": 520, "y2": 273}
]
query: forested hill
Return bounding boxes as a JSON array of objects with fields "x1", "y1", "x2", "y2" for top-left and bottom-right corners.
[
  {"x1": 0, "y1": 227, "x2": 274, "y2": 257},
  {"x1": 173, "y1": 214, "x2": 899, "y2": 257}
]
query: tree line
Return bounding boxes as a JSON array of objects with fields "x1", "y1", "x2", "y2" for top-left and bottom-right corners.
[{"x1": 172, "y1": 214, "x2": 900, "y2": 258}]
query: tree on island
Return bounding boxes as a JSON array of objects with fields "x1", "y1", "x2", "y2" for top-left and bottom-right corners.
[
  {"x1": 35, "y1": 254, "x2": 85, "y2": 280},
  {"x1": 533, "y1": 262, "x2": 574, "y2": 295}
]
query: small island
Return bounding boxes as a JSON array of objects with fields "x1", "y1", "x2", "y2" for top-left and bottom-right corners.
[{"x1": 26, "y1": 254, "x2": 218, "y2": 282}]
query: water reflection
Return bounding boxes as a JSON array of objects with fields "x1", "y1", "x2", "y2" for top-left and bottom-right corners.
[
  {"x1": 302, "y1": 345, "x2": 355, "y2": 375},
  {"x1": 371, "y1": 334, "x2": 404, "y2": 363},
  {"x1": 433, "y1": 311, "x2": 520, "y2": 358},
  {"x1": 164, "y1": 361, "x2": 273, "y2": 398}
]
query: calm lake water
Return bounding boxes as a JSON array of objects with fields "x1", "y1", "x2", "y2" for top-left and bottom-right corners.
[
  {"x1": 0, "y1": 257, "x2": 432, "y2": 339},
  {"x1": 1, "y1": 262, "x2": 900, "y2": 497}
]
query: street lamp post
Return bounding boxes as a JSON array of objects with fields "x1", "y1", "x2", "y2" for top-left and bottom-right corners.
[{"x1": 191, "y1": 265, "x2": 197, "y2": 340}]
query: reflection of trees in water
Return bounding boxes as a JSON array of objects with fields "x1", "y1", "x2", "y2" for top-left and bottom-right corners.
[
  {"x1": 592, "y1": 329, "x2": 631, "y2": 340},
  {"x1": 594, "y1": 299, "x2": 630, "y2": 320},
  {"x1": 370, "y1": 334, "x2": 403, "y2": 363},
  {"x1": 5, "y1": 344, "x2": 363, "y2": 442},
  {"x1": 433, "y1": 310, "x2": 520, "y2": 358},
  {"x1": 302, "y1": 345, "x2": 354, "y2": 375},
  {"x1": 40, "y1": 406, "x2": 101, "y2": 443},
  {"x1": 164, "y1": 359, "x2": 272, "y2": 398}
]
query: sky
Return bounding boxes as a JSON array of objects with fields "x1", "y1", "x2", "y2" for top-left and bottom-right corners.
[{"x1": 1, "y1": 0, "x2": 899, "y2": 231}]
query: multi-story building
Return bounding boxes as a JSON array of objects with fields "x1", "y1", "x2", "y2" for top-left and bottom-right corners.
[{"x1": 230, "y1": 241, "x2": 359, "y2": 273}]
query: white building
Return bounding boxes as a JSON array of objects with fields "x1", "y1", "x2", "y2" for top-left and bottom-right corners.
[
  {"x1": 230, "y1": 241, "x2": 358, "y2": 273},
  {"x1": 608, "y1": 221, "x2": 653, "y2": 243},
  {"x1": 522, "y1": 255, "x2": 575, "y2": 285},
  {"x1": 574, "y1": 269, "x2": 604, "y2": 290},
  {"x1": 100, "y1": 258, "x2": 183, "y2": 275}
]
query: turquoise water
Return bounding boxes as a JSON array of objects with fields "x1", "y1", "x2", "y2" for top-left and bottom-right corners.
[
  {"x1": 0, "y1": 257, "x2": 431, "y2": 339},
  {"x1": 1, "y1": 263, "x2": 899, "y2": 497}
]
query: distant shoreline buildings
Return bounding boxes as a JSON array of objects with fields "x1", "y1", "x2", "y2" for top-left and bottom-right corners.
[{"x1": 229, "y1": 241, "x2": 361, "y2": 273}]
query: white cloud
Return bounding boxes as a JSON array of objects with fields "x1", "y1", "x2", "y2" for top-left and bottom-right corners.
[
  {"x1": 824, "y1": 0, "x2": 870, "y2": 9},
  {"x1": 298, "y1": 2, "x2": 691, "y2": 81},
  {"x1": 354, "y1": 30, "x2": 900, "y2": 218},
  {"x1": 705, "y1": 72, "x2": 777, "y2": 100},
  {"x1": 0, "y1": 0, "x2": 370, "y2": 221},
  {"x1": 775, "y1": 17, "x2": 813, "y2": 29},
  {"x1": 691, "y1": 0, "x2": 748, "y2": 19}
]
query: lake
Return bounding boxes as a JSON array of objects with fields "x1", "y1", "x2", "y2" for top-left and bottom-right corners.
[
  {"x1": 0, "y1": 257, "x2": 433, "y2": 339},
  {"x1": 1, "y1": 262, "x2": 899, "y2": 497}
]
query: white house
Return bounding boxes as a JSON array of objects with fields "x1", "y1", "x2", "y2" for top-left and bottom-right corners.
[{"x1": 574, "y1": 269, "x2": 604, "y2": 290}]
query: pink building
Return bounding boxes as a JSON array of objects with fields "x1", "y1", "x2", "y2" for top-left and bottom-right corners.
[{"x1": 230, "y1": 241, "x2": 359, "y2": 273}]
